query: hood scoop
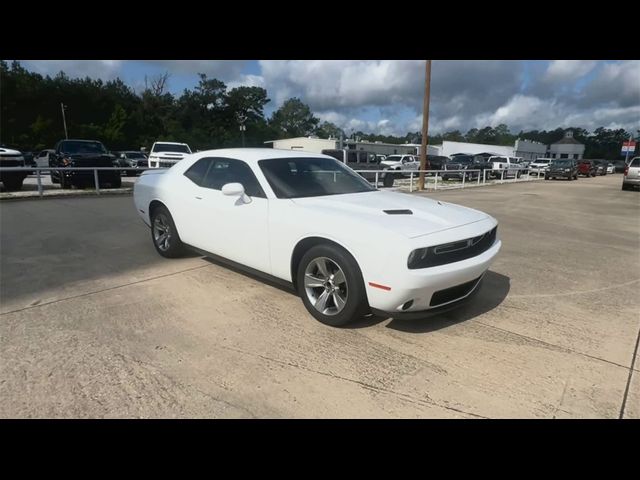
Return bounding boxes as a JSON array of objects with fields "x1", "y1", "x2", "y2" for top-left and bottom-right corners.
[{"x1": 383, "y1": 209, "x2": 413, "y2": 215}]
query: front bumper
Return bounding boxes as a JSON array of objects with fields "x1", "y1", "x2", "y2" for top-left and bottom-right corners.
[
  {"x1": 365, "y1": 238, "x2": 501, "y2": 314},
  {"x1": 623, "y1": 177, "x2": 640, "y2": 186},
  {"x1": 371, "y1": 275, "x2": 484, "y2": 319}
]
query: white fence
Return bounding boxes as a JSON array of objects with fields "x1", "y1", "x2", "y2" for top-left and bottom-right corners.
[{"x1": 354, "y1": 168, "x2": 545, "y2": 192}]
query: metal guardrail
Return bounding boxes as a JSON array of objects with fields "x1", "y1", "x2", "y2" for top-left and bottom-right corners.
[
  {"x1": 354, "y1": 168, "x2": 546, "y2": 191},
  {"x1": 0, "y1": 166, "x2": 151, "y2": 197},
  {"x1": 1, "y1": 166, "x2": 548, "y2": 198}
]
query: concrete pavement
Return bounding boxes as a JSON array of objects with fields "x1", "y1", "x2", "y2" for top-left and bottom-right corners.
[{"x1": 1, "y1": 173, "x2": 638, "y2": 418}]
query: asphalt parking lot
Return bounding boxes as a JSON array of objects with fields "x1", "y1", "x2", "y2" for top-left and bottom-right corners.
[{"x1": 1, "y1": 173, "x2": 638, "y2": 418}]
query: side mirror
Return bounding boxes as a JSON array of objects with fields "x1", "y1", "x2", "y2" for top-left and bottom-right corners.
[{"x1": 221, "y1": 182, "x2": 251, "y2": 204}]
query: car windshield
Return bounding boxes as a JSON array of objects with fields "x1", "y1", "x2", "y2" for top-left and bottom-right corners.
[
  {"x1": 126, "y1": 152, "x2": 146, "y2": 159},
  {"x1": 152, "y1": 143, "x2": 191, "y2": 153},
  {"x1": 259, "y1": 157, "x2": 376, "y2": 199},
  {"x1": 385, "y1": 156, "x2": 403, "y2": 162},
  {"x1": 59, "y1": 141, "x2": 107, "y2": 154},
  {"x1": 535, "y1": 160, "x2": 550, "y2": 164},
  {"x1": 552, "y1": 160, "x2": 572, "y2": 167}
]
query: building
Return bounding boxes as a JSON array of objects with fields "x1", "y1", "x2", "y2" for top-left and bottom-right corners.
[
  {"x1": 514, "y1": 139, "x2": 548, "y2": 162},
  {"x1": 264, "y1": 136, "x2": 336, "y2": 153},
  {"x1": 546, "y1": 130, "x2": 585, "y2": 160},
  {"x1": 265, "y1": 137, "x2": 418, "y2": 156},
  {"x1": 434, "y1": 141, "x2": 513, "y2": 158}
]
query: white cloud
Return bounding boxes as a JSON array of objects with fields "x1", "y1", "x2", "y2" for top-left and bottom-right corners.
[
  {"x1": 226, "y1": 74, "x2": 265, "y2": 90},
  {"x1": 544, "y1": 60, "x2": 597, "y2": 82},
  {"x1": 21, "y1": 60, "x2": 123, "y2": 80}
]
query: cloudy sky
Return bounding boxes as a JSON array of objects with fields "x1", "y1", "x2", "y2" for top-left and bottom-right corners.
[{"x1": 19, "y1": 60, "x2": 640, "y2": 136}]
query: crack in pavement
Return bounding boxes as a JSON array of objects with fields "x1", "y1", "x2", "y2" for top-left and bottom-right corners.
[
  {"x1": 214, "y1": 343, "x2": 488, "y2": 419},
  {"x1": 113, "y1": 353, "x2": 258, "y2": 419},
  {"x1": 472, "y1": 319, "x2": 633, "y2": 371}
]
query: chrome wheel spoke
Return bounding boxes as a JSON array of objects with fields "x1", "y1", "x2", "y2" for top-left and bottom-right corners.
[
  {"x1": 315, "y1": 290, "x2": 330, "y2": 313},
  {"x1": 304, "y1": 273, "x2": 325, "y2": 289},
  {"x1": 332, "y1": 269, "x2": 345, "y2": 286},
  {"x1": 314, "y1": 258, "x2": 330, "y2": 279},
  {"x1": 332, "y1": 292, "x2": 346, "y2": 311}
]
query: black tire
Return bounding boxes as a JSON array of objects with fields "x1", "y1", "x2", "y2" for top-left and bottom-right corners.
[
  {"x1": 2, "y1": 177, "x2": 24, "y2": 191},
  {"x1": 59, "y1": 172, "x2": 71, "y2": 189},
  {"x1": 382, "y1": 172, "x2": 395, "y2": 188},
  {"x1": 296, "y1": 244, "x2": 369, "y2": 327},
  {"x1": 544, "y1": 176, "x2": 549, "y2": 180},
  {"x1": 50, "y1": 172, "x2": 59, "y2": 184},
  {"x1": 574, "y1": 174, "x2": 578, "y2": 180},
  {"x1": 622, "y1": 184, "x2": 629, "y2": 191},
  {"x1": 110, "y1": 176, "x2": 122, "y2": 188},
  {"x1": 150, "y1": 205, "x2": 185, "y2": 258}
]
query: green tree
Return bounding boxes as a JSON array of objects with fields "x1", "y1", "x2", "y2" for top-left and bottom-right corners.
[{"x1": 269, "y1": 98, "x2": 319, "y2": 138}]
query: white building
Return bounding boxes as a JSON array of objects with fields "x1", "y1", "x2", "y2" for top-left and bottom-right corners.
[
  {"x1": 547, "y1": 131, "x2": 585, "y2": 160},
  {"x1": 435, "y1": 141, "x2": 513, "y2": 158},
  {"x1": 265, "y1": 137, "x2": 417, "y2": 156}
]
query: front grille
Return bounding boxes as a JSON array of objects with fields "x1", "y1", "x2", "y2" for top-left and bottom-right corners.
[
  {"x1": 409, "y1": 226, "x2": 497, "y2": 269},
  {"x1": 159, "y1": 161, "x2": 176, "y2": 168},
  {"x1": 430, "y1": 276, "x2": 482, "y2": 307}
]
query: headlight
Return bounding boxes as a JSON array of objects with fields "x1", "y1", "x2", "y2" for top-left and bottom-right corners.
[
  {"x1": 407, "y1": 248, "x2": 429, "y2": 269},
  {"x1": 564, "y1": 168, "x2": 570, "y2": 172}
]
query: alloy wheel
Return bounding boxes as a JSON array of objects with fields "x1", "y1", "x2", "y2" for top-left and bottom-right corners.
[{"x1": 304, "y1": 257, "x2": 348, "y2": 316}]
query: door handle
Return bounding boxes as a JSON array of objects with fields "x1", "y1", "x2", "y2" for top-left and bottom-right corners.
[{"x1": 195, "y1": 196, "x2": 202, "y2": 200}]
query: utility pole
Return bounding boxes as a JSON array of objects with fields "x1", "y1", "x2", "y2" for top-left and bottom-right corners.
[
  {"x1": 60, "y1": 103, "x2": 68, "y2": 139},
  {"x1": 418, "y1": 60, "x2": 432, "y2": 191}
]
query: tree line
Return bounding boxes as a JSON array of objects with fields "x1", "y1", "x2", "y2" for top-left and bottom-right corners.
[{"x1": 1, "y1": 61, "x2": 636, "y2": 159}]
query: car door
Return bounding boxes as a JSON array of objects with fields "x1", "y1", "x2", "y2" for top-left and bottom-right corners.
[{"x1": 186, "y1": 157, "x2": 271, "y2": 274}]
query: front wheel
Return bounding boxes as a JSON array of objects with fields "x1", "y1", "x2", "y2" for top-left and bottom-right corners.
[
  {"x1": 150, "y1": 205, "x2": 185, "y2": 258},
  {"x1": 2, "y1": 176, "x2": 24, "y2": 191},
  {"x1": 297, "y1": 244, "x2": 369, "y2": 327}
]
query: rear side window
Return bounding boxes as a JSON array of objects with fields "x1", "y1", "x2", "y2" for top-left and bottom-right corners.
[
  {"x1": 184, "y1": 158, "x2": 211, "y2": 186},
  {"x1": 631, "y1": 158, "x2": 640, "y2": 167},
  {"x1": 201, "y1": 158, "x2": 265, "y2": 198}
]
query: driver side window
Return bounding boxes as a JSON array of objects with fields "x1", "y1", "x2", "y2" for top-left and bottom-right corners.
[{"x1": 202, "y1": 158, "x2": 266, "y2": 198}]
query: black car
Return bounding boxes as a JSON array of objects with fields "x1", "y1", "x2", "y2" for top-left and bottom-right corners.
[
  {"x1": 614, "y1": 160, "x2": 629, "y2": 173},
  {"x1": 50, "y1": 139, "x2": 121, "y2": 189},
  {"x1": 545, "y1": 159, "x2": 579, "y2": 180},
  {"x1": 113, "y1": 150, "x2": 148, "y2": 176},
  {"x1": 441, "y1": 155, "x2": 489, "y2": 181},
  {"x1": 426, "y1": 155, "x2": 450, "y2": 173}
]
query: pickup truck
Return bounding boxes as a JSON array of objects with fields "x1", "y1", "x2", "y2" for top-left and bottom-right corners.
[
  {"x1": 321, "y1": 149, "x2": 395, "y2": 187},
  {"x1": 487, "y1": 156, "x2": 525, "y2": 178},
  {"x1": 577, "y1": 160, "x2": 596, "y2": 177},
  {"x1": 49, "y1": 139, "x2": 121, "y2": 189},
  {"x1": 0, "y1": 146, "x2": 29, "y2": 191},
  {"x1": 148, "y1": 141, "x2": 192, "y2": 168}
]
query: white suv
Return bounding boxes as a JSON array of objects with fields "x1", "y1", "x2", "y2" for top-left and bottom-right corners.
[
  {"x1": 529, "y1": 158, "x2": 553, "y2": 175},
  {"x1": 622, "y1": 157, "x2": 640, "y2": 191},
  {"x1": 148, "y1": 142, "x2": 192, "y2": 168}
]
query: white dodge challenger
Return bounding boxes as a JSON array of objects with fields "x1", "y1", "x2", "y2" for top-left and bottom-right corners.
[{"x1": 133, "y1": 149, "x2": 501, "y2": 326}]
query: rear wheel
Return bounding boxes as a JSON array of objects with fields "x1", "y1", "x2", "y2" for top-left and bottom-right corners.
[
  {"x1": 2, "y1": 177, "x2": 24, "y2": 191},
  {"x1": 297, "y1": 244, "x2": 369, "y2": 327},
  {"x1": 110, "y1": 176, "x2": 122, "y2": 188},
  {"x1": 382, "y1": 172, "x2": 395, "y2": 187},
  {"x1": 150, "y1": 205, "x2": 185, "y2": 258}
]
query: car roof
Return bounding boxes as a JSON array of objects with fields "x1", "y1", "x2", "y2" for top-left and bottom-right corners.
[{"x1": 191, "y1": 148, "x2": 335, "y2": 165}]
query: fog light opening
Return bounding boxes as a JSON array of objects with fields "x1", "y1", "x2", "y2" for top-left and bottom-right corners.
[{"x1": 401, "y1": 300, "x2": 414, "y2": 311}]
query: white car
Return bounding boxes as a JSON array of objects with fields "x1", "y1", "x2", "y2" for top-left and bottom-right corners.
[
  {"x1": 148, "y1": 141, "x2": 192, "y2": 168},
  {"x1": 487, "y1": 156, "x2": 525, "y2": 178},
  {"x1": 606, "y1": 163, "x2": 615, "y2": 174},
  {"x1": 528, "y1": 158, "x2": 552, "y2": 175},
  {"x1": 133, "y1": 149, "x2": 501, "y2": 326},
  {"x1": 380, "y1": 155, "x2": 420, "y2": 171}
]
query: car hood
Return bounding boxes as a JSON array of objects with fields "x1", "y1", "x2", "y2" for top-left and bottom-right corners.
[
  {"x1": 380, "y1": 160, "x2": 401, "y2": 166},
  {"x1": 291, "y1": 190, "x2": 490, "y2": 239}
]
